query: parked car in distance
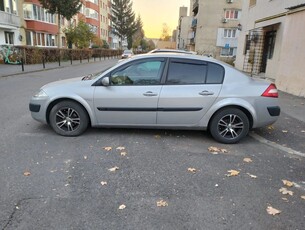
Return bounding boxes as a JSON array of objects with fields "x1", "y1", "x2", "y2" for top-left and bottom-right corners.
[
  {"x1": 121, "y1": 50, "x2": 133, "y2": 59},
  {"x1": 148, "y1": 49, "x2": 197, "y2": 55},
  {"x1": 29, "y1": 53, "x2": 280, "y2": 144}
]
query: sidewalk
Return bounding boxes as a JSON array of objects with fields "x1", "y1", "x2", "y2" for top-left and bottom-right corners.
[{"x1": 0, "y1": 57, "x2": 117, "y2": 77}]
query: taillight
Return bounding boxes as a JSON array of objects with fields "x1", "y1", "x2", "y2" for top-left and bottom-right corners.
[{"x1": 261, "y1": 83, "x2": 278, "y2": 98}]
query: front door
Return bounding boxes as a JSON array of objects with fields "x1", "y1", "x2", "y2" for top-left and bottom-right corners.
[{"x1": 93, "y1": 58, "x2": 165, "y2": 125}]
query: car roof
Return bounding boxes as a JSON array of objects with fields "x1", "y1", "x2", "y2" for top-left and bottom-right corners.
[{"x1": 149, "y1": 49, "x2": 195, "y2": 54}]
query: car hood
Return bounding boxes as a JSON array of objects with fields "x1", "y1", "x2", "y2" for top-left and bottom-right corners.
[{"x1": 41, "y1": 76, "x2": 87, "y2": 90}]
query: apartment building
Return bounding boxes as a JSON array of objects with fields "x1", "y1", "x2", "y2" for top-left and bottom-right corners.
[
  {"x1": 176, "y1": 6, "x2": 192, "y2": 50},
  {"x1": 235, "y1": 0, "x2": 305, "y2": 96},
  {"x1": 0, "y1": 0, "x2": 21, "y2": 45},
  {"x1": 0, "y1": 0, "x2": 113, "y2": 48},
  {"x1": 189, "y1": 0, "x2": 242, "y2": 61}
]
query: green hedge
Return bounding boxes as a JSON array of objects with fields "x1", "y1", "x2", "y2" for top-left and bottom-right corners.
[{"x1": 14, "y1": 46, "x2": 121, "y2": 64}]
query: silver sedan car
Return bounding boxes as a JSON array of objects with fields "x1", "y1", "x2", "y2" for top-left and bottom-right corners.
[{"x1": 29, "y1": 53, "x2": 280, "y2": 144}]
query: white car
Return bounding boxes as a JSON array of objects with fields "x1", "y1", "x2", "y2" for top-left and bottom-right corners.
[{"x1": 29, "y1": 53, "x2": 280, "y2": 143}]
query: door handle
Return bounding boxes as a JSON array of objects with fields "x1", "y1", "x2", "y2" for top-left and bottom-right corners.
[
  {"x1": 199, "y1": 90, "x2": 214, "y2": 96},
  {"x1": 143, "y1": 91, "x2": 158, "y2": 96}
]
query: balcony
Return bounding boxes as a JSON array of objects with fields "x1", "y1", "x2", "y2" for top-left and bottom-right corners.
[{"x1": 0, "y1": 11, "x2": 20, "y2": 29}]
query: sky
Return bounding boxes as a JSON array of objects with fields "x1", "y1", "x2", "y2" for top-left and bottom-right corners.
[{"x1": 132, "y1": 0, "x2": 190, "y2": 39}]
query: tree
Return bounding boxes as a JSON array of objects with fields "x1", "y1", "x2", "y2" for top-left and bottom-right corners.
[
  {"x1": 132, "y1": 15, "x2": 145, "y2": 50},
  {"x1": 111, "y1": 0, "x2": 137, "y2": 49},
  {"x1": 64, "y1": 21, "x2": 95, "y2": 49},
  {"x1": 160, "y1": 23, "x2": 171, "y2": 41},
  {"x1": 39, "y1": 0, "x2": 82, "y2": 47}
]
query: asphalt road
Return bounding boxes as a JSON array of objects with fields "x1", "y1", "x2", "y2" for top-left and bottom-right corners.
[{"x1": 0, "y1": 61, "x2": 304, "y2": 230}]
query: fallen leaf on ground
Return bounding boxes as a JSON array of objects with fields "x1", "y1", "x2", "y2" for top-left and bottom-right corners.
[
  {"x1": 116, "y1": 147, "x2": 125, "y2": 151},
  {"x1": 243, "y1": 158, "x2": 253, "y2": 163},
  {"x1": 282, "y1": 130, "x2": 288, "y2": 133},
  {"x1": 246, "y1": 173, "x2": 257, "y2": 179},
  {"x1": 188, "y1": 168, "x2": 197, "y2": 173},
  {"x1": 108, "y1": 166, "x2": 119, "y2": 172},
  {"x1": 266, "y1": 206, "x2": 281, "y2": 216},
  {"x1": 100, "y1": 181, "x2": 107, "y2": 185},
  {"x1": 281, "y1": 197, "x2": 289, "y2": 202},
  {"x1": 120, "y1": 152, "x2": 127, "y2": 156},
  {"x1": 118, "y1": 204, "x2": 126, "y2": 210},
  {"x1": 301, "y1": 196, "x2": 305, "y2": 200},
  {"x1": 279, "y1": 187, "x2": 294, "y2": 196},
  {"x1": 267, "y1": 126, "x2": 274, "y2": 130},
  {"x1": 84, "y1": 155, "x2": 88, "y2": 160},
  {"x1": 157, "y1": 200, "x2": 168, "y2": 207},
  {"x1": 23, "y1": 171, "x2": 31, "y2": 176},
  {"x1": 154, "y1": 135, "x2": 161, "y2": 139},
  {"x1": 103, "y1": 147, "x2": 112, "y2": 151},
  {"x1": 208, "y1": 146, "x2": 228, "y2": 154},
  {"x1": 301, "y1": 130, "x2": 305, "y2": 133},
  {"x1": 226, "y1": 170, "x2": 240, "y2": 177},
  {"x1": 282, "y1": 180, "x2": 294, "y2": 187}
]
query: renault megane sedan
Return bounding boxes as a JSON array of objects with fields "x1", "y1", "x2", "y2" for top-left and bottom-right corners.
[{"x1": 29, "y1": 53, "x2": 280, "y2": 144}]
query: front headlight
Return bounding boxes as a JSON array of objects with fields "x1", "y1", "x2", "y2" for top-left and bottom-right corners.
[{"x1": 33, "y1": 89, "x2": 48, "y2": 98}]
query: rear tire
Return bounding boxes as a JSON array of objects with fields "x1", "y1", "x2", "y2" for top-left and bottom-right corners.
[
  {"x1": 210, "y1": 108, "x2": 249, "y2": 144},
  {"x1": 49, "y1": 101, "x2": 89, "y2": 136}
]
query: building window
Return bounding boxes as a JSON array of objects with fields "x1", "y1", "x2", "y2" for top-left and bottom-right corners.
[
  {"x1": 86, "y1": 8, "x2": 98, "y2": 19},
  {"x1": 23, "y1": 3, "x2": 55, "y2": 24},
  {"x1": 221, "y1": 47, "x2": 235, "y2": 56},
  {"x1": 225, "y1": 10, "x2": 240, "y2": 19},
  {"x1": 224, "y1": 29, "x2": 237, "y2": 38},
  {"x1": 5, "y1": 32, "x2": 14, "y2": 44}
]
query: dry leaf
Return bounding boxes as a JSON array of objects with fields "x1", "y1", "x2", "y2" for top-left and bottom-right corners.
[
  {"x1": 279, "y1": 187, "x2": 294, "y2": 196},
  {"x1": 154, "y1": 135, "x2": 161, "y2": 139},
  {"x1": 227, "y1": 170, "x2": 240, "y2": 177},
  {"x1": 118, "y1": 204, "x2": 126, "y2": 210},
  {"x1": 188, "y1": 168, "x2": 197, "y2": 173},
  {"x1": 84, "y1": 155, "x2": 88, "y2": 160},
  {"x1": 246, "y1": 173, "x2": 257, "y2": 179},
  {"x1": 100, "y1": 181, "x2": 107, "y2": 186},
  {"x1": 208, "y1": 146, "x2": 228, "y2": 154},
  {"x1": 281, "y1": 197, "x2": 289, "y2": 202},
  {"x1": 301, "y1": 196, "x2": 305, "y2": 200},
  {"x1": 23, "y1": 171, "x2": 31, "y2": 176},
  {"x1": 266, "y1": 206, "x2": 281, "y2": 216},
  {"x1": 157, "y1": 200, "x2": 168, "y2": 207},
  {"x1": 116, "y1": 147, "x2": 125, "y2": 151},
  {"x1": 243, "y1": 158, "x2": 253, "y2": 163},
  {"x1": 282, "y1": 180, "x2": 294, "y2": 187},
  {"x1": 108, "y1": 166, "x2": 119, "y2": 172},
  {"x1": 120, "y1": 152, "x2": 127, "y2": 156},
  {"x1": 282, "y1": 130, "x2": 288, "y2": 133},
  {"x1": 267, "y1": 125, "x2": 274, "y2": 130},
  {"x1": 301, "y1": 130, "x2": 305, "y2": 133},
  {"x1": 103, "y1": 147, "x2": 112, "y2": 151}
]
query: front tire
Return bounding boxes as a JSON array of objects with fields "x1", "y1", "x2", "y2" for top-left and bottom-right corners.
[
  {"x1": 210, "y1": 108, "x2": 249, "y2": 144},
  {"x1": 49, "y1": 100, "x2": 89, "y2": 136}
]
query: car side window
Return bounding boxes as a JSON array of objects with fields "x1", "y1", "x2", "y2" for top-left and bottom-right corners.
[
  {"x1": 111, "y1": 60, "x2": 164, "y2": 85},
  {"x1": 166, "y1": 59, "x2": 207, "y2": 84},
  {"x1": 206, "y1": 63, "x2": 225, "y2": 84}
]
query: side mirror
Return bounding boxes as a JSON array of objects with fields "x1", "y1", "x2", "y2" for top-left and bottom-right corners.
[{"x1": 101, "y1": 77, "x2": 110, "y2": 86}]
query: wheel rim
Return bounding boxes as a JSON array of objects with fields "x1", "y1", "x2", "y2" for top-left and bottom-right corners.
[
  {"x1": 217, "y1": 114, "x2": 244, "y2": 140},
  {"x1": 55, "y1": 107, "x2": 80, "y2": 132}
]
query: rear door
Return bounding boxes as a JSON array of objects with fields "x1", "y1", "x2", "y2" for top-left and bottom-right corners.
[{"x1": 157, "y1": 58, "x2": 224, "y2": 126}]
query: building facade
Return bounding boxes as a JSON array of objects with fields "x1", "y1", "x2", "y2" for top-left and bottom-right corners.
[
  {"x1": 0, "y1": 0, "x2": 113, "y2": 48},
  {"x1": 0, "y1": 0, "x2": 21, "y2": 46},
  {"x1": 235, "y1": 0, "x2": 305, "y2": 96},
  {"x1": 189, "y1": 0, "x2": 242, "y2": 61}
]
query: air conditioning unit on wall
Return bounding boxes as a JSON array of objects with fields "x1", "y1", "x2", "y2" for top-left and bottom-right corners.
[{"x1": 222, "y1": 18, "x2": 228, "y2": 23}]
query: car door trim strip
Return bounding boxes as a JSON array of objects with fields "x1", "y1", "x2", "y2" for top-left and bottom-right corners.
[{"x1": 97, "y1": 107, "x2": 202, "y2": 112}]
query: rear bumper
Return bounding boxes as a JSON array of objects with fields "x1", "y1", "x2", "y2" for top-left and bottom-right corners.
[{"x1": 267, "y1": 106, "x2": 281, "y2": 116}]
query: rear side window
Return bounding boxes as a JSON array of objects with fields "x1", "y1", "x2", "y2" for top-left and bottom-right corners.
[
  {"x1": 206, "y1": 63, "x2": 225, "y2": 84},
  {"x1": 166, "y1": 59, "x2": 207, "y2": 84}
]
